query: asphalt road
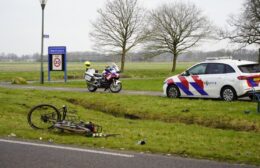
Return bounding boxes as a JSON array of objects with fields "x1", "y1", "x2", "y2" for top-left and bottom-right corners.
[
  {"x1": 0, "y1": 83, "x2": 251, "y2": 102},
  {"x1": 0, "y1": 83, "x2": 163, "y2": 97},
  {"x1": 0, "y1": 83, "x2": 252, "y2": 100},
  {"x1": 0, "y1": 139, "x2": 257, "y2": 168}
]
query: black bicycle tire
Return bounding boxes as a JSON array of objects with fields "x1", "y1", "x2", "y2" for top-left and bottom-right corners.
[{"x1": 27, "y1": 104, "x2": 61, "y2": 130}]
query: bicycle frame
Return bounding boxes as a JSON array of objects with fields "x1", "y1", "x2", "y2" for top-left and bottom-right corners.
[{"x1": 62, "y1": 105, "x2": 67, "y2": 121}]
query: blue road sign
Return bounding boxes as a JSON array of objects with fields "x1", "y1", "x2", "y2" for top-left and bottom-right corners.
[
  {"x1": 48, "y1": 46, "x2": 67, "y2": 82},
  {"x1": 48, "y1": 46, "x2": 66, "y2": 55}
]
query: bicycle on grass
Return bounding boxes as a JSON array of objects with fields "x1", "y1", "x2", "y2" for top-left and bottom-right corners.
[{"x1": 27, "y1": 104, "x2": 102, "y2": 136}]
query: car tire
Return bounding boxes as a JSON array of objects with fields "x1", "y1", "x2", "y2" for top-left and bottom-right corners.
[
  {"x1": 221, "y1": 86, "x2": 237, "y2": 101},
  {"x1": 167, "y1": 85, "x2": 180, "y2": 98}
]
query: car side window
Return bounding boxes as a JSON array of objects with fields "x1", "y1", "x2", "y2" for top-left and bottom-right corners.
[
  {"x1": 225, "y1": 64, "x2": 235, "y2": 73},
  {"x1": 206, "y1": 63, "x2": 225, "y2": 74},
  {"x1": 188, "y1": 63, "x2": 207, "y2": 75}
]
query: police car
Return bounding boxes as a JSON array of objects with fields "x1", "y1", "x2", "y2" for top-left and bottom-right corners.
[{"x1": 163, "y1": 57, "x2": 260, "y2": 101}]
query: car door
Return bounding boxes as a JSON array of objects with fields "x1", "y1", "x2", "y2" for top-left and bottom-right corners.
[
  {"x1": 203, "y1": 63, "x2": 226, "y2": 97},
  {"x1": 181, "y1": 63, "x2": 208, "y2": 97},
  {"x1": 204, "y1": 63, "x2": 238, "y2": 98}
]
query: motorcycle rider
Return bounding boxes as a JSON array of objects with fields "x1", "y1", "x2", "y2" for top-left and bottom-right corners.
[
  {"x1": 84, "y1": 61, "x2": 103, "y2": 85},
  {"x1": 85, "y1": 61, "x2": 100, "y2": 75},
  {"x1": 84, "y1": 61, "x2": 91, "y2": 71}
]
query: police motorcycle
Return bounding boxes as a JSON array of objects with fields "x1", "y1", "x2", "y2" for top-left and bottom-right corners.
[{"x1": 84, "y1": 62, "x2": 122, "y2": 93}]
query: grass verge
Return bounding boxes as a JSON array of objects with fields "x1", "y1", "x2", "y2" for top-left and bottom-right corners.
[{"x1": 0, "y1": 87, "x2": 259, "y2": 165}]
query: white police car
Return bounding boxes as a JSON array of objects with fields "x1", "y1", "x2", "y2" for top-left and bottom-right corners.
[{"x1": 163, "y1": 57, "x2": 260, "y2": 101}]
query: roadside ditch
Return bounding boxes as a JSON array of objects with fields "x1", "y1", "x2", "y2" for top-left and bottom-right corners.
[{"x1": 66, "y1": 98, "x2": 260, "y2": 133}]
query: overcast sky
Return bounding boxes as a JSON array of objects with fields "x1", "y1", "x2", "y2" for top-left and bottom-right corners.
[{"x1": 0, "y1": 0, "x2": 245, "y2": 55}]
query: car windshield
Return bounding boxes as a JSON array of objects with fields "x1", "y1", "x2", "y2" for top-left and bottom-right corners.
[{"x1": 238, "y1": 64, "x2": 260, "y2": 73}]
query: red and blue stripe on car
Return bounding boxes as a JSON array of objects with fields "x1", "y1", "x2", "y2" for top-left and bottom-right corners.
[{"x1": 167, "y1": 75, "x2": 208, "y2": 96}]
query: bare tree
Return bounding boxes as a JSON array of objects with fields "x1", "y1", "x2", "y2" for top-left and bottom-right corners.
[
  {"x1": 90, "y1": 0, "x2": 148, "y2": 72},
  {"x1": 221, "y1": 0, "x2": 260, "y2": 45},
  {"x1": 146, "y1": 2, "x2": 211, "y2": 72}
]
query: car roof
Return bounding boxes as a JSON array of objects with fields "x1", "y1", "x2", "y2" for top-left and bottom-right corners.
[{"x1": 202, "y1": 57, "x2": 257, "y2": 66}]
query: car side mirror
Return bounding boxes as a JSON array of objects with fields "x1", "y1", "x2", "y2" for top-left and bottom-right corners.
[{"x1": 182, "y1": 71, "x2": 190, "y2": 76}]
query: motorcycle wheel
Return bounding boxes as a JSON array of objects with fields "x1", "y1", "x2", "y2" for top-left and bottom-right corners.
[
  {"x1": 110, "y1": 82, "x2": 122, "y2": 93},
  {"x1": 87, "y1": 83, "x2": 97, "y2": 92}
]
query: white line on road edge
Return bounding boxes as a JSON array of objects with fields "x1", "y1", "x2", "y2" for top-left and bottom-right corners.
[{"x1": 0, "y1": 139, "x2": 134, "y2": 158}]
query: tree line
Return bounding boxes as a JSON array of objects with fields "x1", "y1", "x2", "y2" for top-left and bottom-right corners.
[{"x1": 0, "y1": 49, "x2": 257, "y2": 62}]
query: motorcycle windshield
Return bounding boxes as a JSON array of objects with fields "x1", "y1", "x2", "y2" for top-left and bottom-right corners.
[{"x1": 110, "y1": 63, "x2": 119, "y2": 72}]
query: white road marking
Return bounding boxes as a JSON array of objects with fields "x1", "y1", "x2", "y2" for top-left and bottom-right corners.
[{"x1": 0, "y1": 139, "x2": 134, "y2": 158}]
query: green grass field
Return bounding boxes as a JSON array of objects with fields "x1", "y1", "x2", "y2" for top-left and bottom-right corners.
[
  {"x1": 0, "y1": 62, "x2": 192, "y2": 81},
  {"x1": 0, "y1": 62, "x2": 259, "y2": 165},
  {"x1": 0, "y1": 62, "x2": 192, "y2": 91}
]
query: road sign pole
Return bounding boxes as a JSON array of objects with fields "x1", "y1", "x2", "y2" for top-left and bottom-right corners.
[
  {"x1": 64, "y1": 49, "x2": 67, "y2": 83},
  {"x1": 48, "y1": 53, "x2": 51, "y2": 81}
]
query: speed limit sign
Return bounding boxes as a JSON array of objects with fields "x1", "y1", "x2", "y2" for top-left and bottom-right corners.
[
  {"x1": 52, "y1": 55, "x2": 63, "y2": 70},
  {"x1": 52, "y1": 55, "x2": 62, "y2": 70}
]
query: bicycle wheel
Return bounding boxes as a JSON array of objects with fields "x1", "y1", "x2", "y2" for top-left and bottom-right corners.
[{"x1": 27, "y1": 104, "x2": 61, "y2": 129}]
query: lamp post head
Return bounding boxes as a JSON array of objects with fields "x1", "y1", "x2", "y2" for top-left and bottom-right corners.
[{"x1": 39, "y1": 0, "x2": 48, "y2": 9}]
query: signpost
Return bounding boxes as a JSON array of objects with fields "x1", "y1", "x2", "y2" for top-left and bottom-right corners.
[{"x1": 48, "y1": 46, "x2": 67, "y2": 82}]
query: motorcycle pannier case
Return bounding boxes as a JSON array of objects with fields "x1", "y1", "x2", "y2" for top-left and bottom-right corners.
[
  {"x1": 85, "y1": 73, "x2": 93, "y2": 82},
  {"x1": 85, "y1": 69, "x2": 95, "y2": 82}
]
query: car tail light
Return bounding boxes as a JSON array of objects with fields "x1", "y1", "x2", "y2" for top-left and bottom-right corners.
[
  {"x1": 238, "y1": 75, "x2": 260, "y2": 80},
  {"x1": 237, "y1": 76, "x2": 248, "y2": 80}
]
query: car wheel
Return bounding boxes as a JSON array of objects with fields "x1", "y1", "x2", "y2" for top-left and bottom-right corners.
[
  {"x1": 221, "y1": 86, "x2": 237, "y2": 101},
  {"x1": 167, "y1": 85, "x2": 180, "y2": 98}
]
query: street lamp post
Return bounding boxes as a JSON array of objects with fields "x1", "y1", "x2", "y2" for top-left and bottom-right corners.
[{"x1": 39, "y1": 0, "x2": 48, "y2": 84}]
